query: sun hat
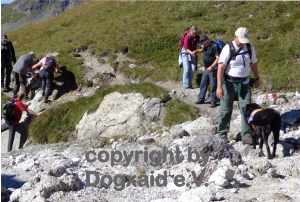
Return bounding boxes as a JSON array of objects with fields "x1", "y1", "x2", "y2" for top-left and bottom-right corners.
[
  {"x1": 29, "y1": 51, "x2": 36, "y2": 58},
  {"x1": 235, "y1": 27, "x2": 250, "y2": 43}
]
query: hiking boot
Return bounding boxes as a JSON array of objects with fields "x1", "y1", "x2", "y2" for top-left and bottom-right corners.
[
  {"x1": 3, "y1": 87, "x2": 12, "y2": 92},
  {"x1": 195, "y1": 99, "x2": 204, "y2": 104},
  {"x1": 242, "y1": 136, "x2": 253, "y2": 145},
  {"x1": 43, "y1": 98, "x2": 50, "y2": 103},
  {"x1": 209, "y1": 103, "x2": 217, "y2": 108},
  {"x1": 189, "y1": 86, "x2": 194, "y2": 89}
]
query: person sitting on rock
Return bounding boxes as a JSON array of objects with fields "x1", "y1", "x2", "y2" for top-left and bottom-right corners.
[
  {"x1": 1, "y1": 91, "x2": 43, "y2": 152},
  {"x1": 32, "y1": 54, "x2": 60, "y2": 103}
]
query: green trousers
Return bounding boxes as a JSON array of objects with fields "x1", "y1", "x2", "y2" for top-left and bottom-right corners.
[{"x1": 218, "y1": 79, "x2": 251, "y2": 138}]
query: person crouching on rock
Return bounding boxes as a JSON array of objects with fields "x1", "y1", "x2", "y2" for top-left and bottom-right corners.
[
  {"x1": 1, "y1": 91, "x2": 43, "y2": 152},
  {"x1": 32, "y1": 54, "x2": 60, "y2": 103}
]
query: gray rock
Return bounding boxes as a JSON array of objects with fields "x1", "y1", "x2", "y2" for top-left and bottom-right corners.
[
  {"x1": 17, "y1": 159, "x2": 35, "y2": 171},
  {"x1": 76, "y1": 92, "x2": 166, "y2": 140},
  {"x1": 178, "y1": 186, "x2": 221, "y2": 202},
  {"x1": 189, "y1": 135, "x2": 243, "y2": 166},
  {"x1": 137, "y1": 136, "x2": 156, "y2": 145},
  {"x1": 9, "y1": 188, "x2": 20, "y2": 202},
  {"x1": 208, "y1": 166, "x2": 235, "y2": 187},
  {"x1": 59, "y1": 173, "x2": 81, "y2": 191},
  {"x1": 151, "y1": 199, "x2": 178, "y2": 202}
]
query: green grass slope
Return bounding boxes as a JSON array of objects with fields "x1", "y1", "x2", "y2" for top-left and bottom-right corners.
[
  {"x1": 5, "y1": 1, "x2": 300, "y2": 92},
  {"x1": 28, "y1": 83, "x2": 196, "y2": 144},
  {"x1": 2, "y1": 1, "x2": 300, "y2": 144}
]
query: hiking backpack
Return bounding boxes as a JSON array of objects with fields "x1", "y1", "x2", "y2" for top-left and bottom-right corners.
[
  {"x1": 43, "y1": 56, "x2": 56, "y2": 72},
  {"x1": 227, "y1": 42, "x2": 252, "y2": 65},
  {"x1": 178, "y1": 27, "x2": 190, "y2": 50},
  {"x1": 1, "y1": 100, "x2": 15, "y2": 121},
  {"x1": 213, "y1": 40, "x2": 226, "y2": 51}
]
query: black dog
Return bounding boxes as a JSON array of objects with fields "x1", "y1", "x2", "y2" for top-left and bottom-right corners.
[{"x1": 244, "y1": 103, "x2": 281, "y2": 159}]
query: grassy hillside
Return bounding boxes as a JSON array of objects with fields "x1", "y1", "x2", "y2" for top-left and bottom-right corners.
[
  {"x1": 29, "y1": 83, "x2": 196, "y2": 144},
  {"x1": 2, "y1": 1, "x2": 300, "y2": 144},
  {"x1": 4, "y1": 1, "x2": 300, "y2": 92}
]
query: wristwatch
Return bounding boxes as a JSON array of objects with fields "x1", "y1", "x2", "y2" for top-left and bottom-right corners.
[{"x1": 255, "y1": 77, "x2": 260, "y2": 81}]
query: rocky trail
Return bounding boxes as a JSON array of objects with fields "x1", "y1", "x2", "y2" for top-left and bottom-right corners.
[{"x1": 1, "y1": 51, "x2": 300, "y2": 202}]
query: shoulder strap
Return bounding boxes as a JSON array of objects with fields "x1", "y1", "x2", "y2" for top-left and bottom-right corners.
[
  {"x1": 226, "y1": 42, "x2": 243, "y2": 66},
  {"x1": 246, "y1": 43, "x2": 252, "y2": 60}
]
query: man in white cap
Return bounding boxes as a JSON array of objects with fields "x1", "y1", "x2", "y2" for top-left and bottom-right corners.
[
  {"x1": 12, "y1": 52, "x2": 37, "y2": 99},
  {"x1": 216, "y1": 27, "x2": 260, "y2": 145}
]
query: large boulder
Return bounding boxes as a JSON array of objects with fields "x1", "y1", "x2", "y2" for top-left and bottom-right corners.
[{"x1": 76, "y1": 92, "x2": 166, "y2": 140}]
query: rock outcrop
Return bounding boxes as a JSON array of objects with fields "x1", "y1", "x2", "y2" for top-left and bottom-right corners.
[
  {"x1": 1, "y1": 90, "x2": 300, "y2": 201},
  {"x1": 76, "y1": 92, "x2": 166, "y2": 140}
]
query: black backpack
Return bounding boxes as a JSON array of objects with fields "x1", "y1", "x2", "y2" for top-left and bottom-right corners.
[
  {"x1": 43, "y1": 56, "x2": 56, "y2": 72},
  {"x1": 227, "y1": 42, "x2": 252, "y2": 65},
  {"x1": 1, "y1": 100, "x2": 15, "y2": 121}
]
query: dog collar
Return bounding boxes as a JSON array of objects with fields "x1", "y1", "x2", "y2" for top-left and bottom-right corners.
[{"x1": 248, "y1": 109, "x2": 263, "y2": 123}]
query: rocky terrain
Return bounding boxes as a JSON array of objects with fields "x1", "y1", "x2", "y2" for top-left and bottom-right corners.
[
  {"x1": 1, "y1": 50, "x2": 300, "y2": 202},
  {"x1": 1, "y1": 0, "x2": 88, "y2": 34}
]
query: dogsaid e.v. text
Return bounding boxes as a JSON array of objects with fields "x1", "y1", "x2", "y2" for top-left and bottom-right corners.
[{"x1": 85, "y1": 146, "x2": 211, "y2": 190}]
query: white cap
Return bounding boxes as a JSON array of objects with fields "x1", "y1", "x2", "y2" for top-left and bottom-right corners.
[
  {"x1": 235, "y1": 27, "x2": 250, "y2": 43},
  {"x1": 29, "y1": 51, "x2": 36, "y2": 58}
]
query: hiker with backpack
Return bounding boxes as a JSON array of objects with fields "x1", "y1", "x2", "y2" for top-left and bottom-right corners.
[
  {"x1": 1, "y1": 35, "x2": 16, "y2": 92},
  {"x1": 32, "y1": 54, "x2": 60, "y2": 103},
  {"x1": 195, "y1": 36, "x2": 221, "y2": 108},
  {"x1": 216, "y1": 27, "x2": 260, "y2": 145},
  {"x1": 1, "y1": 91, "x2": 43, "y2": 152},
  {"x1": 180, "y1": 26, "x2": 200, "y2": 89},
  {"x1": 12, "y1": 51, "x2": 37, "y2": 100}
]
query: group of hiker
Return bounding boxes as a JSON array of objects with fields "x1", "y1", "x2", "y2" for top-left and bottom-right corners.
[
  {"x1": 2, "y1": 26, "x2": 260, "y2": 152},
  {"x1": 1, "y1": 34, "x2": 60, "y2": 152},
  {"x1": 180, "y1": 26, "x2": 260, "y2": 145},
  {"x1": 179, "y1": 26, "x2": 221, "y2": 108}
]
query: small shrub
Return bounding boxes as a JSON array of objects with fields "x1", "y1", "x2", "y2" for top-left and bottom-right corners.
[
  {"x1": 164, "y1": 99, "x2": 196, "y2": 127},
  {"x1": 136, "y1": 166, "x2": 146, "y2": 177},
  {"x1": 160, "y1": 92, "x2": 171, "y2": 103},
  {"x1": 84, "y1": 80, "x2": 93, "y2": 87},
  {"x1": 99, "y1": 138, "x2": 109, "y2": 148}
]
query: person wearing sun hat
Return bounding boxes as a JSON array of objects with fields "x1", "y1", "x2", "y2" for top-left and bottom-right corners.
[
  {"x1": 1, "y1": 34, "x2": 16, "y2": 91},
  {"x1": 216, "y1": 27, "x2": 260, "y2": 145},
  {"x1": 11, "y1": 51, "x2": 37, "y2": 99}
]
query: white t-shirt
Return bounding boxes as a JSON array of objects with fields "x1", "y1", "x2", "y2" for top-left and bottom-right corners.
[{"x1": 218, "y1": 41, "x2": 258, "y2": 78}]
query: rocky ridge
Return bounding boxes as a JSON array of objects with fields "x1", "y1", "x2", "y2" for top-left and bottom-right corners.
[{"x1": 1, "y1": 0, "x2": 88, "y2": 34}]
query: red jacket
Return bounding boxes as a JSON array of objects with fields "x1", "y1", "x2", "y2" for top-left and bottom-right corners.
[{"x1": 10, "y1": 99, "x2": 26, "y2": 125}]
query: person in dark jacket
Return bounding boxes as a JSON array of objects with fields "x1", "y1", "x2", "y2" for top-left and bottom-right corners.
[
  {"x1": 195, "y1": 36, "x2": 221, "y2": 108},
  {"x1": 12, "y1": 52, "x2": 37, "y2": 99},
  {"x1": 1, "y1": 35, "x2": 16, "y2": 91}
]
